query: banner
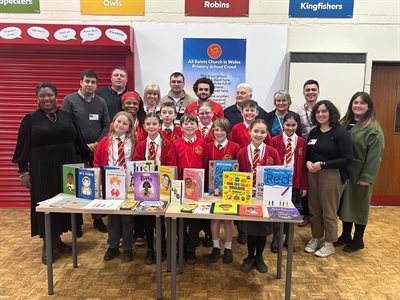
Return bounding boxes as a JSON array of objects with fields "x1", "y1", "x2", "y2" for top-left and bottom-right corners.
[
  {"x1": 183, "y1": 38, "x2": 246, "y2": 108},
  {"x1": 289, "y1": 0, "x2": 354, "y2": 18},
  {"x1": 0, "y1": 0, "x2": 39, "y2": 13},
  {"x1": 185, "y1": 0, "x2": 249, "y2": 17},
  {"x1": 80, "y1": 0, "x2": 144, "y2": 15}
]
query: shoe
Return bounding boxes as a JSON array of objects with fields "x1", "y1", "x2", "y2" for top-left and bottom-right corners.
[
  {"x1": 254, "y1": 256, "x2": 268, "y2": 273},
  {"x1": 223, "y1": 248, "x2": 233, "y2": 264},
  {"x1": 53, "y1": 237, "x2": 72, "y2": 254},
  {"x1": 123, "y1": 249, "x2": 134, "y2": 262},
  {"x1": 145, "y1": 249, "x2": 155, "y2": 265},
  {"x1": 134, "y1": 237, "x2": 145, "y2": 247},
  {"x1": 76, "y1": 226, "x2": 83, "y2": 238},
  {"x1": 104, "y1": 247, "x2": 120, "y2": 261},
  {"x1": 298, "y1": 215, "x2": 310, "y2": 227},
  {"x1": 240, "y1": 257, "x2": 255, "y2": 273},
  {"x1": 343, "y1": 239, "x2": 364, "y2": 252},
  {"x1": 270, "y1": 240, "x2": 279, "y2": 253},
  {"x1": 237, "y1": 232, "x2": 247, "y2": 245},
  {"x1": 314, "y1": 242, "x2": 335, "y2": 257},
  {"x1": 186, "y1": 251, "x2": 196, "y2": 265},
  {"x1": 93, "y1": 219, "x2": 107, "y2": 233},
  {"x1": 202, "y1": 236, "x2": 213, "y2": 247},
  {"x1": 209, "y1": 247, "x2": 221, "y2": 263},
  {"x1": 305, "y1": 238, "x2": 320, "y2": 253},
  {"x1": 333, "y1": 234, "x2": 352, "y2": 247}
]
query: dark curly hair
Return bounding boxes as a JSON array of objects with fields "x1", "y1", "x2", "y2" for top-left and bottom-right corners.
[
  {"x1": 193, "y1": 77, "x2": 215, "y2": 95},
  {"x1": 311, "y1": 100, "x2": 341, "y2": 127}
]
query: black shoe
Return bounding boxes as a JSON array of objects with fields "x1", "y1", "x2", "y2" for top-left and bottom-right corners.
[
  {"x1": 145, "y1": 249, "x2": 155, "y2": 265},
  {"x1": 202, "y1": 236, "x2": 213, "y2": 247},
  {"x1": 104, "y1": 247, "x2": 120, "y2": 261},
  {"x1": 53, "y1": 237, "x2": 72, "y2": 254},
  {"x1": 186, "y1": 251, "x2": 196, "y2": 265},
  {"x1": 237, "y1": 232, "x2": 247, "y2": 245},
  {"x1": 240, "y1": 256, "x2": 255, "y2": 273},
  {"x1": 123, "y1": 249, "x2": 134, "y2": 262},
  {"x1": 76, "y1": 226, "x2": 83, "y2": 238},
  {"x1": 209, "y1": 247, "x2": 221, "y2": 263},
  {"x1": 223, "y1": 248, "x2": 233, "y2": 264},
  {"x1": 254, "y1": 256, "x2": 268, "y2": 273},
  {"x1": 270, "y1": 240, "x2": 279, "y2": 253},
  {"x1": 343, "y1": 239, "x2": 364, "y2": 252},
  {"x1": 333, "y1": 234, "x2": 352, "y2": 247},
  {"x1": 93, "y1": 219, "x2": 107, "y2": 233}
]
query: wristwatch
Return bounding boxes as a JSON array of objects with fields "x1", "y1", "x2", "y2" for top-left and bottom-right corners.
[{"x1": 320, "y1": 161, "x2": 326, "y2": 168}]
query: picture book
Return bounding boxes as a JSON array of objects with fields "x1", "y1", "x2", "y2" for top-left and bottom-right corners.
[
  {"x1": 183, "y1": 168, "x2": 205, "y2": 201},
  {"x1": 120, "y1": 200, "x2": 139, "y2": 210},
  {"x1": 134, "y1": 200, "x2": 168, "y2": 213},
  {"x1": 193, "y1": 202, "x2": 212, "y2": 214},
  {"x1": 170, "y1": 180, "x2": 185, "y2": 205},
  {"x1": 38, "y1": 194, "x2": 71, "y2": 206},
  {"x1": 239, "y1": 204, "x2": 264, "y2": 217},
  {"x1": 50, "y1": 197, "x2": 92, "y2": 209},
  {"x1": 255, "y1": 166, "x2": 269, "y2": 200},
  {"x1": 158, "y1": 165, "x2": 177, "y2": 196},
  {"x1": 77, "y1": 168, "x2": 96, "y2": 200},
  {"x1": 126, "y1": 160, "x2": 155, "y2": 193},
  {"x1": 87, "y1": 167, "x2": 101, "y2": 199},
  {"x1": 267, "y1": 207, "x2": 302, "y2": 221},
  {"x1": 180, "y1": 202, "x2": 198, "y2": 213},
  {"x1": 104, "y1": 169, "x2": 126, "y2": 200},
  {"x1": 222, "y1": 171, "x2": 253, "y2": 204},
  {"x1": 83, "y1": 199, "x2": 125, "y2": 210},
  {"x1": 212, "y1": 202, "x2": 238, "y2": 215},
  {"x1": 263, "y1": 167, "x2": 293, "y2": 205},
  {"x1": 61, "y1": 163, "x2": 83, "y2": 195},
  {"x1": 208, "y1": 160, "x2": 239, "y2": 196},
  {"x1": 133, "y1": 171, "x2": 160, "y2": 201}
]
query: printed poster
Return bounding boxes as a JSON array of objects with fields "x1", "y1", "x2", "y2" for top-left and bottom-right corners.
[{"x1": 289, "y1": 0, "x2": 354, "y2": 18}]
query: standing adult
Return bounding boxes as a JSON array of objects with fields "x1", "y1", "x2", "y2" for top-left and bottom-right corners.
[
  {"x1": 160, "y1": 72, "x2": 196, "y2": 121},
  {"x1": 295, "y1": 79, "x2": 320, "y2": 227},
  {"x1": 304, "y1": 100, "x2": 353, "y2": 257},
  {"x1": 13, "y1": 82, "x2": 89, "y2": 264},
  {"x1": 62, "y1": 70, "x2": 110, "y2": 233},
  {"x1": 143, "y1": 83, "x2": 161, "y2": 114},
  {"x1": 336, "y1": 92, "x2": 384, "y2": 252}
]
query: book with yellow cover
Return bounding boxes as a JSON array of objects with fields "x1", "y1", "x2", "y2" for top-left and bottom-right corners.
[
  {"x1": 120, "y1": 200, "x2": 139, "y2": 210},
  {"x1": 158, "y1": 165, "x2": 177, "y2": 196},
  {"x1": 222, "y1": 171, "x2": 253, "y2": 204},
  {"x1": 212, "y1": 202, "x2": 238, "y2": 215}
]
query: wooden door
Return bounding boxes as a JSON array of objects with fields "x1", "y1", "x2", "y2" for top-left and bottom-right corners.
[{"x1": 370, "y1": 63, "x2": 400, "y2": 205}]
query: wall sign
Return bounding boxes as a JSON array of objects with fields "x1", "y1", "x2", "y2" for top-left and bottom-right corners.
[
  {"x1": 289, "y1": 0, "x2": 354, "y2": 18},
  {"x1": 0, "y1": 0, "x2": 39, "y2": 13},
  {"x1": 80, "y1": 0, "x2": 144, "y2": 15},
  {"x1": 185, "y1": 0, "x2": 249, "y2": 17}
]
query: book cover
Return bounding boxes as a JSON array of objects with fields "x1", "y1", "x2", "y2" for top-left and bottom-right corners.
[
  {"x1": 126, "y1": 160, "x2": 155, "y2": 193},
  {"x1": 77, "y1": 168, "x2": 96, "y2": 200},
  {"x1": 50, "y1": 197, "x2": 92, "y2": 209},
  {"x1": 208, "y1": 160, "x2": 239, "y2": 196},
  {"x1": 183, "y1": 168, "x2": 205, "y2": 201},
  {"x1": 84, "y1": 199, "x2": 125, "y2": 210},
  {"x1": 180, "y1": 202, "x2": 198, "y2": 213},
  {"x1": 222, "y1": 171, "x2": 253, "y2": 204},
  {"x1": 267, "y1": 207, "x2": 302, "y2": 221},
  {"x1": 158, "y1": 165, "x2": 177, "y2": 196},
  {"x1": 170, "y1": 179, "x2": 185, "y2": 205},
  {"x1": 239, "y1": 204, "x2": 264, "y2": 217},
  {"x1": 120, "y1": 200, "x2": 139, "y2": 210},
  {"x1": 133, "y1": 171, "x2": 160, "y2": 201},
  {"x1": 134, "y1": 200, "x2": 168, "y2": 213},
  {"x1": 104, "y1": 169, "x2": 126, "y2": 200},
  {"x1": 193, "y1": 202, "x2": 212, "y2": 214},
  {"x1": 87, "y1": 167, "x2": 101, "y2": 199},
  {"x1": 212, "y1": 202, "x2": 238, "y2": 215},
  {"x1": 263, "y1": 167, "x2": 293, "y2": 205},
  {"x1": 62, "y1": 163, "x2": 84, "y2": 195}
]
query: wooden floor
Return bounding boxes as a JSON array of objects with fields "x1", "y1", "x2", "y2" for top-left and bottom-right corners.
[{"x1": 0, "y1": 207, "x2": 399, "y2": 299}]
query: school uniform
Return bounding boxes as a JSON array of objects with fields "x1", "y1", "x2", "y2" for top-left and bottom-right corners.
[
  {"x1": 206, "y1": 140, "x2": 240, "y2": 161},
  {"x1": 196, "y1": 123, "x2": 214, "y2": 144},
  {"x1": 230, "y1": 122, "x2": 272, "y2": 149},
  {"x1": 160, "y1": 124, "x2": 182, "y2": 142},
  {"x1": 184, "y1": 99, "x2": 224, "y2": 121},
  {"x1": 135, "y1": 123, "x2": 147, "y2": 142}
]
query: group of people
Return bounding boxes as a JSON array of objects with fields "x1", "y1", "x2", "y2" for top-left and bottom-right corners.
[{"x1": 13, "y1": 67, "x2": 384, "y2": 275}]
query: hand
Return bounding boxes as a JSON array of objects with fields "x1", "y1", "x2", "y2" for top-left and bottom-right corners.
[
  {"x1": 87, "y1": 143, "x2": 97, "y2": 152},
  {"x1": 300, "y1": 190, "x2": 307, "y2": 197},
  {"x1": 306, "y1": 161, "x2": 321, "y2": 173},
  {"x1": 20, "y1": 174, "x2": 31, "y2": 189},
  {"x1": 357, "y1": 180, "x2": 369, "y2": 186}
]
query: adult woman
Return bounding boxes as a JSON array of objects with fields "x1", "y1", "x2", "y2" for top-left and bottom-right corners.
[
  {"x1": 12, "y1": 82, "x2": 89, "y2": 264},
  {"x1": 304, "y1": 100, "x2": 353, "y2": 257},
  {"x1": 336, "y1": 92, "x2": 384, "y2": 252},
  {"x1": 121, "y1": 91, "x2": 147, "y2": 142},
  {"x1": 143, "y1": 84, "x2": 161, "y2": 114}
]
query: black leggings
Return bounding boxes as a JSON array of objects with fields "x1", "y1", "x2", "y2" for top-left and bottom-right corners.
[{"x1": 246, "y1": 235, "x2": 267, "y2": 257}]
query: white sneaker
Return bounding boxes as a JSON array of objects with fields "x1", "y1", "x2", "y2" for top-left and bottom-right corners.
[
  {"x1": 314, "y1": 242, "x2": 335, "y2": 257},
  {"x1": 304, "y1": 238, "x2": 320, "y2": 253}
]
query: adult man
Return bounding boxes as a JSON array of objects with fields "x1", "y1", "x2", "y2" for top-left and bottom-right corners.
[
  {"x1": 62, "y1": 70, "x2": 110, "y2": 233},
  {"x1": 161, "y1": 72, "x2": 196, "y2": 121},
  {"x1": 184, "y1": 77, "x2": 224, "y2": 121},
  {"x1": 224, "y1": 83, "x2": 268, "y2": 127},
  {"x1": 96, "y1": 66, "x2": 130, "y2": 121},
  {"x1": 294, "y1": 79, "x2": 320, "y2": 227}
]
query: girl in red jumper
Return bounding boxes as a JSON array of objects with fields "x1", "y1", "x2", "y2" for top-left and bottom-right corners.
[{"x1": 196, "y1": 101, "x2": 214, "y2": 144}]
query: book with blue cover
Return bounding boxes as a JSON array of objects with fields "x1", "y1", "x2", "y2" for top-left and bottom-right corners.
[
  {"x1": 208, "y1": 160, "x2": 239, "y2": 196},
  {"x1": 263, "y1": 167, "x2": 293, "y2": 204},
  {"x1": 77, "y1": 168, "x2": 96, "y2": 200}
]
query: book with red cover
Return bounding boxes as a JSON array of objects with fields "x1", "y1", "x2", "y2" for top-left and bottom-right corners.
[
  {"x1": 239, "y1": 204, "x2": 263, "y2": 217},
  {"x1": 183, "y1": 168, "x2": 204, "y2": 201}
]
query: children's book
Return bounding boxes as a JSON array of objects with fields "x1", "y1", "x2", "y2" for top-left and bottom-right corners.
[
  {"x1": 170, "y1": 179, "x2": 185, "y2": 205},
  {"x1": 267, "y1": 207, "x2": 302, "y2": 221},
  {"x1": 158, "y1": 165, "x2": 177, "y2": 196},
  {"x1": 255, "y1": 166, "x2": 268, "y2": 200},
  {"x1": 77, "y1": 168, "x2": 96, "y2": 200},
  {"x1": 87, "y1": 167, "x2": 101, "y2": 199},
  {"x1": 239, "y1": 204, "x2": 264, "y2": 217},
  {"x1": 193, "y1": 202, "x2": 212, "y2": 214},
  {"x1": 120, "y1": 200, "x2": 139, "y2": 210},
  {"x1": 133, "y1": 171, "x2": 160, "y2": 201},
  {"x1": 50, "y1": 197, "x2": 92, "y2": 209},
  {"x1": 263, "y1": 167, "x2": 293, "y2": 205},
  {"x1": 208, "y1": 160, "x2": 239, "y2": 196},
  {"x1": 134, "y1": 200, "x2": 168, "y2": 213},
  {"x1": 126, "y1": 160, "x2": 155, "y2": 193},
  {"x1": 84, "y1": 199, "x2": 125, "y2": 210},
  {"x1": 222, "y1": 171, "x2": 253, "y2": 204},
  {"x1": 211, "y1": 202, "x2": 238, "y2": 215},
  {"x1": 61, "y1": 163, "x2": 84, "y2": 195},
  {"x1": 180, "y1": 202, "x2": 198, "y2": 213},
  {"x1": 104, "y1": 169, "x2": 126, "y2": 200},
  {"x1": 183, "y1": 168, "x2": 205, "y2": 201}
]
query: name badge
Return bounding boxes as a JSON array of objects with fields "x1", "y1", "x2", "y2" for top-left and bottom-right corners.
[
  {"x1": 308, "y1": 139, "x2": 317, "y2": 145},
  {"x1": 178, "y1": 107, "x2": 185, "y2": 114},
  {"x1": 89, "y1": 114, "x2": 99, "y2": 121}
]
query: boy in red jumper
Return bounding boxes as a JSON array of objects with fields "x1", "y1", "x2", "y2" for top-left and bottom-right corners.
[{"x1": 159, "y1": 102, "x2": 182, "y2": 142}]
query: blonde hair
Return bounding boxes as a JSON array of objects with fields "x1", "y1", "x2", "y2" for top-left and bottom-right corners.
[
  {"x1": 108, "y1": 111, "x2": 136, "y2": 156},
  {"x1": 144, "y1": 83, "x2": 161, "y2": 107}
]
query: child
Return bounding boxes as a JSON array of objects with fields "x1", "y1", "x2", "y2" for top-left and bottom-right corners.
[
  {"x1": 230, "y1": 100, "x2": 271, "y2": 148},
  {"x1": 159, "y1": 102, "x2": 182, "y2": 142},
  {"x1": 173, "y1": 113, "x2": 208, "y2": 264},
  {"x1": 270, "y1": 112, "x2": 308, "y2": 252},
  {"x1": 196, "y1": 101, "x2": 214, "y2": 144},
  {"x1": 93, "y1": 111, "x2": 136, "y2": 262},
  {"x1": 133, "y1": 112, "x2": 176, "y2": 264},
  {"x1": 206, "y1": 118, "x2": 240, "y2": 264},
  {"x1": 237, "y1": 119, "x2": 281, "y2": 273}
]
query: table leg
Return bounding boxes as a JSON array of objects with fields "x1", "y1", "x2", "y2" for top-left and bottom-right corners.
[
  {"x1": 166, "y1": 217, "x2": 171, "y2": 272},
  {"x1": 44, "y1": 212, "x2": 53, "y2": 295},
  {"x1": 71, "y1": 213, "x2": 78, "y2": 268},
  {"x1": 277, "y1": 222, "x2": 284, "y2": 279},
  {"x1": 156, "y1": 215, "x2": 162, "y2": 300},
  {"x1": 178, "y1": 218, "x2": 184, "y2": 274},
  {"x1": 171, "y1": 218, "x2": 177, "y2": 300},
  {"x1": 285, "y1": 223, "x2": 294, "y2": 300}
]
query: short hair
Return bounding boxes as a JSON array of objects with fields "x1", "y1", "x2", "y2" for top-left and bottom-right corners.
[
  {"x1": 197, "y1": 101, "x2": 213, "y2": 112},
  {"x1": 241, "y1": 99, "x2": 259, "y2": 110},
  {"x1": 283, "y1": 111, "x2": 301, "y2": 127},
  {"x1": 212, "y1": 118, "x2": 232, "y2": 138},
  {"x1": 193, "y1": 77, "x2": 215, "y2": 95},
  {"x1": 170, "y1": 72, "x2": 185, "y2": 82},
  {"x1": 274, "y1": 90, "x2": 292, "y2": 106},
  {"x1": 80, "y1": 70, "x2": 98, "y2": 81},
  {"x1": 249, "y1": 118, "x2": 269, "y2": 131},
  {"x1": 143, "y1": 84, "x2": 161, "y2": 106},
  {"x1": 237, "y1": 83, "x2": 252, "y2": 95},
  {"x1": 35, "y1": 82, "x2": 58, "y2": 96},
  {"x1": 303, "y1": 79, "x2": 319, "y2": 90},
  {"x1": 160, "y1": 101, "x2": 177, "y2": 112},
  {"x1": 180, "y1": 113, "x2": 199, "y2": 126},
  {"x1": 341, "y1": 91, "x2": 378, "y2": 128},
  {"x1": 311, "y1": 100, "x2": 341, "y2": 127},
  {"x1": 111, "y1": 66, "x2": 127, "y2": 76}
]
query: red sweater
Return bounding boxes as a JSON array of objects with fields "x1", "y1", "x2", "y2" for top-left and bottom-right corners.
[
  {"x1": 196, "y1": 127, "x2": 214, "y2": 144},
  {"x1": 184, "y1": 99, "x2": 224, "y2": 121},
  {"x1": 206, "y1": 140, "x2": 240, "y2": 161},
  {"x1": 132, "y1": 138, "x2": 176, "y2": 166},
  {"x1": 173, "y1": 137, "x2": 208, "y2": 179},
  {"x1": 270, "y1": 134, "x2": 308, "y2": 190},
  {"x1": 136, "y1": 125, "x2": 147, "y2": 142},
  {"x1": 237, "y1": 144, "x2": 282, "y2": 175},
  {"x1": 230, "y1": 122, "x2": 272, "y2": 149},
  {"x1": 93, "y1": 136, "x2": 134, "y2": 167},
  {"x1": 160, "y1": 126, "x2": 182, "y2": 142}
]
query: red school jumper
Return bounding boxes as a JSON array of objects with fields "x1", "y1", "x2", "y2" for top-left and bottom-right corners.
[
  {"x1": 132, "y1": 137, "x2": 176, "y2": 166},
  {"x1": 237, "y1": 143, "x2": 282, "y2": 173},
  {"x1": 206, "y1": 140, "x2": 240, "y2": 161},
  {"x1": 94, "y1": 136, "x2": 134, "y2": 167},
  {"x1": 160, "y1": 126, "x2": 182, "y2": 143},
  {"x1": 196, "y1": 128, "x2": 214, "y2": 144},
  {"x1": 230, "y1": 122, "x2": 272, "y2": 149},
  {"x1": 184, "y1": 99, "x2": 224, "y2": 121}
]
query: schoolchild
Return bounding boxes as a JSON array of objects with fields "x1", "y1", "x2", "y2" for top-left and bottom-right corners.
[
  {"x1": 94, "y1": 111, "x2": 136, "y2": 262},
  {"x1": 133, "y1": 112, "x2": 176, "y2": 264},
  {"x1": 195, "y1": 101, "x2": 215, "y2": 144},
  {"x1": 237, "y1": 119, "x2": 281, "y2": 273},
  {"x1": 159, "y1": 101, "x2": 182, "y2": 142},
  {"x1": 206, "y1": 118, "x2": 240, "y2": 264}
]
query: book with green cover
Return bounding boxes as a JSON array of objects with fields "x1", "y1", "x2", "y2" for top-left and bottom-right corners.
[
  {"x1": 212, "y1": 202, "x2": 238, "y2": 215},
  {"x1": 61, "y1": 163, "x2": 84, "y2": 195},
  {"x1": 180, "y1": 202, "x2": 198, "y2": 213}
]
